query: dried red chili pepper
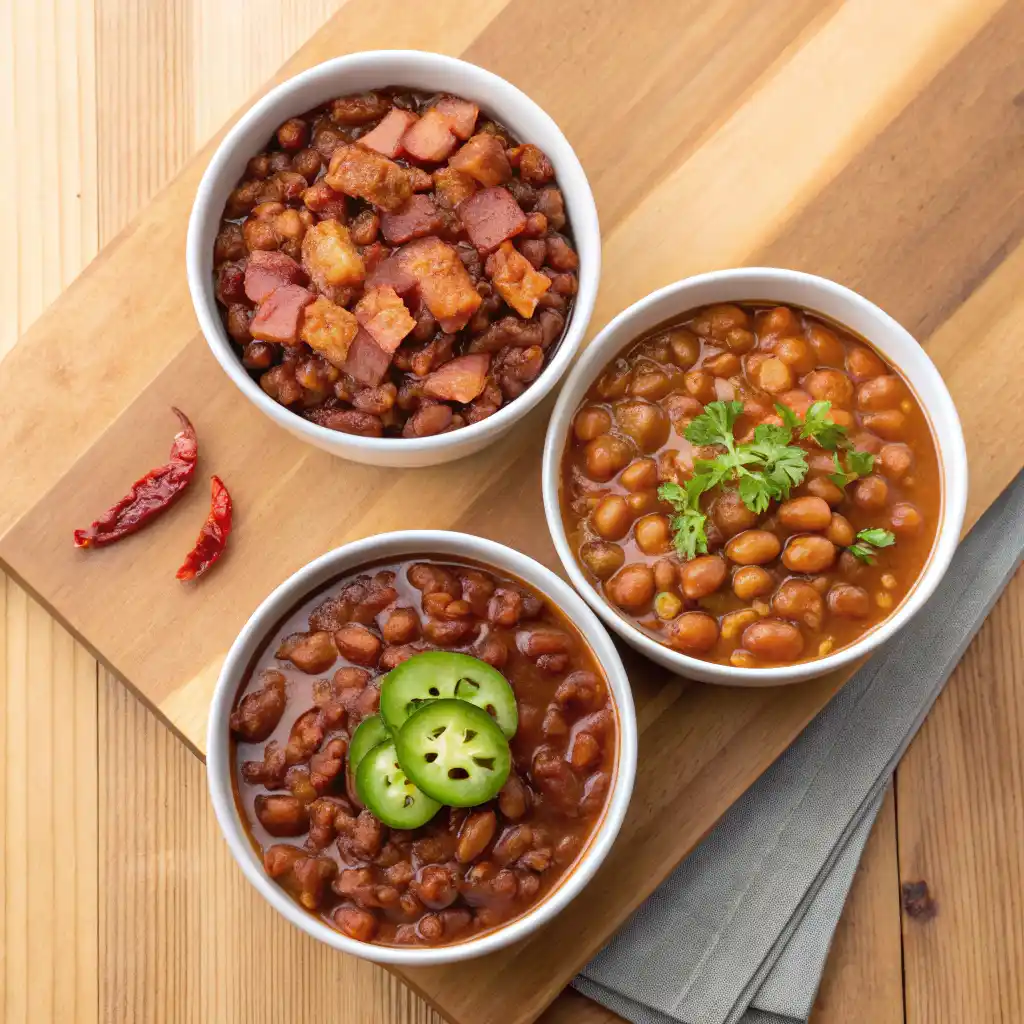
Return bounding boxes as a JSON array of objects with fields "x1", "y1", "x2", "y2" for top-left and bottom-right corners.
[
  {"x1": 176, "y1": 476, "x2": 233, "y2": 581},
  {"x1": 73, "y1": 408, "x2": 198, "y2": 548}
]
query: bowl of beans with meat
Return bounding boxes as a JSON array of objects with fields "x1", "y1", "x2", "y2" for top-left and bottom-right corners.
[
  {"x1": 542, "y1": 268, "x2": 968, "y2": 686},
  {"x1": 188, "y1": 51, "x2": 599, "y2": 467},
  {"x1": 206, "y1": 530, "x2": 636, "y2": 964}
]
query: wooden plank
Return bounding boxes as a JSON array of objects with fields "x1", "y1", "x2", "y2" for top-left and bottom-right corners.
[
  {"x1": 810, "y1": 785, "x2": 904, "y2": 1024},
  {"x1": 897, "y1": 568, "x2": 1024, "y2": 1023}
]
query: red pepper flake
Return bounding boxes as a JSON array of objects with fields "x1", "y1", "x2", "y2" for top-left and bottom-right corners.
[
  {"x1": 176, "y1": 476, "x2": 233, "y2": 582},
  {"x1": 74, "y1": 408, "x2": 198, "y2": 548}
]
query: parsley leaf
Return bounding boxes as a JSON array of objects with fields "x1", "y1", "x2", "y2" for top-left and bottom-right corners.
[
  {"x1": 658, "y1": 482, "x2": 709, "y2": 560},
  {"x1": 739, "y1": 424, "x2": 809, "y2": 505},
  {"x1": 800, "y1": 400, "x2": 849, "y2": 450},
  {"x1": 775, "y1": 403, "x2": 802, "y2": 433},
  {"x1": 829, "y1": 452, "x2": 854, "y2": 489},
  {"x1": 847, "y1": 450, "x2": 875, "y2": 476},
  {"x1": 847, "y1": 543, "x2": 877, "y2": 564},
  {"x1": 684, "y1": 400, "x2": 744, "y2": 448},
  {"x1": 846, "y1": 527, "x2": 896, "y2": 564}
]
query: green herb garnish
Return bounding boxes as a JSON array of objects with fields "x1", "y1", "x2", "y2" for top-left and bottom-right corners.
[{"x1": 847, "y1": 527, "x2": 896, "y2": 564}]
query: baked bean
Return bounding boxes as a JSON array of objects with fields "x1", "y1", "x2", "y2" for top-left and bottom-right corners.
[
  {"x1": 255, "y1": 795, "x2": 309, "y2": 837},
  {"x1": 382, "y1": 608, "x2": 420, "y2": 645},
  {"x1": 775, "y1": 337, "x2": 816, "y2": 375},
  {"x1": 592, "y1": 494, "x2": 633, "y2": 541},
  {"x1": 852, "y1": 475, "x2": 889, "y2": 511},
  {"x1": 778, "y1": 388, "x2": 813, "y2": 418},
  {"x1": 654, "y1": 591, "x2": 683, "y2": 619},
  {"x1": 584, "y1": 433, "x2": 634, "y2": 481},
  {"x1": 668, "y1": 329, "x2": 701, "y2": 369},
  {"x1": 653, "y1": 558, "x2": 680, "y2": 592},
  {"x1": 629, "y1": 367, "x2": 672, "y2": 401},
  {"x1": 732, "y1": 565, "x2": 774, "y2": 600},
  {"x1": 856, "y1": 375, "x2": 905, "y2": 411},
  {"x1": 741, "y1": 619, "x2": 804, "y2": 662},
  {"x1": 778, "y1": 496, "x2": 832, "y2": 532},
  {"x1": 625, "y1": 488, "x2": 659, "y2": 516},
  {"x1": 878, "y1": 443, "x2": 914, "y2": 480},
  {"x1": 580, "y1": 540, "x2": 625, "y2": 580},
  {"x1": 724, "y1": 328, "x2": 756, "y2": 353},
  {"x1": 846, "y1": 346, "x2": 886, "y2": 380},
  {"x1": 752, "y1": 356, "x2": 793, "y2": 394},
  {"x1": 826, "y1": 513, "x2": 855, "y2": 547},
  {"x1": 827, "y1": 584, "x2": 870, "y2": 619},
  {"x1": 757, "y1": 306, "x2": 800, "y2": 340},
  {"x1": 705, "y1": 352, "x2": 741, "y2": 378},
  {"x1": 692, "y1": 303, "x2": 749, "y2": 340},
  {"x1": 606, "y1": 564, "x2": 655, "y2": 610},
  {"x1": 725, "y1": 530, "x2": 782, "y2": 565},
  {"x1": 891, "y1": 501, "x2": 923, "y2": 535},
  {"x1": 782, "y1": 535, "x2": 836, "y2": 573},
  {"x1": 281, "y1": 631, "x2": 338, "y2": 674},
  {"x1": 620, "y1": 458, "x2": 658, "y2": 492},
  {"x1": 664, "y1": 394, "x2": 706, "y2": 428},
  {"x1": 712, "y1": 490, "x2": 759, "y2": 537},
  {"x1": 806, "y1": 476, "x2": 845, "y2": 507},
  {"x1": 615, "y1": 399, "x2": 670, "y2": 452},
  {"x1": 230, "y1": 670, "x2": 287, "y2": 742},
  {"x1": 335, "y1": 906, "x2": 378, "y2": 942},
  {"x1": 804, "y1": 369, "x2": 854, "y2": 408},
  {"x1": 772, "y1": 579, "x2": 824, "y2": 629},
  {"x1": 806, "y1": 325, "x2": 846, "y2": 367},
  {"x1": 595, "y1": 364, "x2": 632, "y2": 400},
  {"x1": 681, "y1": 556, "x2": 727, "y2": 599},
  {"x1": 684, "y1": 369, "x2": 717, "y2": 404},
  {"x1": 334, "y1": 624, "x2": 382, "y2": 666},
  {"x1": 634, "y1": 514, "x2": 673, "y2": 555},
  {"x1": 665, "y1": 612, "x2": 719, "y2": 654},
  {"x1": 860, "y1": 409, "x2": 906, "y2": 441},
  {"x1": 573, "y1": 406, "x2": 612, "y2": 442}
]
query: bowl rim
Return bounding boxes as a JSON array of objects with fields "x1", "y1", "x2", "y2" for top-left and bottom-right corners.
[
  {"x1": 541, "y1": 267, "x2": 969, "y2": 685},
  {"x1": 186, "y1": 49, "x2": 601, "y2": 457},
  {"x1": 206, "y1": 529, "x2": 637, "y2": 965}
]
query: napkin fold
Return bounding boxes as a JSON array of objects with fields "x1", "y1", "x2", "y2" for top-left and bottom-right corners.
[{"x1": 576, "y1": 470, "x2": 1024, "y2": 1024}]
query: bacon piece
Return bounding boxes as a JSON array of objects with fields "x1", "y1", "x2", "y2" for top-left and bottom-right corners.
[
  {"x1": 357, "y1": 108, "x2": 417, "y2": 158},
  {"x1": 380, "y1": 194, "x2": 444, "y2": 245},
  {"x1": 243, "y1": 250, "x2": 305, "y2": 303},
  {"x1": 343, "y1": 328, "x2": 392, "y2": 386},
  {"x1": 366, "y1": 254, "x2": 417, "y2": 296},
  {"x1": 486, "y1": 241, "x2": 551, "y2": 319},
  {"x1": 422, "y1": 353, "x2": 490, "y2": 403},
  {"x1": 250, "y1": 284, "x2": 315, "y2": 344},
  {"x1": 449, "y1": 133, "x2": 511, "y2": 187},
  {"x1": 397, "y1": 236, "x2": 483, "y2": 333},
  {"x1": 434, "y1": 96, "x2": 479, "y2": 140},
  {"x1": 354, "y1": 287, "x2": 416, "y2": 353},
  {"x1": 299, "y1": 296, "x2": 360, "y2": 367},
  {"x1": 324, "y1": 144, "x2": 412, "y2": 211},
  {"x1": 432, "y1": 166, "x2": 478, "y2": 211},
  {"x1": 402, "y1": 109, "x2": 457, "y2": 163},
  {"x1": 301, "y1": 219, "x2": 365, "y2": 290},
  {"x1": 458, "y1": 187, "x2": 527, "y2": 254}
]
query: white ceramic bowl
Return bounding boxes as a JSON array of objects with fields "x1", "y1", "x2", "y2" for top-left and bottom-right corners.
[
  {"x1": 207, "y1": 530, "x2": 637, "y2": 965},
  {"x1": 542, "y1": 268, "x2": 969, "y2": 687},
  {"x1": 188, "y1": 50, "x2": 600, "y2": 468}
]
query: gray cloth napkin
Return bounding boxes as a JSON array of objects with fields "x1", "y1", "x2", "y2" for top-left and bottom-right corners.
[{"x1": 576, "y1": 469, "x2": 1024, "y2": 1024}]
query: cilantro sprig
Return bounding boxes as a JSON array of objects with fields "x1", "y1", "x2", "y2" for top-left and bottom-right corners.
[{"x1": 847, "y1": 527, "x2": 896, "y2": 564}]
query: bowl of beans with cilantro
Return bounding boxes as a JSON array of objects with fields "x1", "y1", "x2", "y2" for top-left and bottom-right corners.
[
  {"x1": 542, "y1": 269, "x2": 968, "y2": 686},
  {"x1": 188, "y1": 51, "x2": 599, "y2": 468}
]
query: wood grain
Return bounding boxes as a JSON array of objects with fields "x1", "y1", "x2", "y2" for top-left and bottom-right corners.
[{"x1": 2, "y1": 2, "x2": 1023, "y2": 1023}]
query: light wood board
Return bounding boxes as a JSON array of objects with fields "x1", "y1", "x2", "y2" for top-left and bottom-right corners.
[{"x1": 2, "y1": 1, "x2": 1024, "y2": 1023}]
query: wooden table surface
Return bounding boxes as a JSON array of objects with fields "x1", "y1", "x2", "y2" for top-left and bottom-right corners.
[{"x1": 2, "y1": 2, "x2": 1021, "y2": 1022}]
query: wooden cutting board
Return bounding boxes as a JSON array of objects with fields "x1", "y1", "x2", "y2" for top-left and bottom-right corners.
[{"x1": 2, "y1": 1, "x2": 1023, "y2": 1023}]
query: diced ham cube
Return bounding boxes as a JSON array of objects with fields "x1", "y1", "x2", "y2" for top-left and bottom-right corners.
[
  {"x1": 324, "y1": 144, "x2": 412, "y2": 211},
  {"x1": 343, "y1": 328, "x2": 392, "y2": 386},
  {"x1": 366, "y1": 254, "x2": 417, "y2": 296},
  {"x1": 397, "y1": 236, "x2": 483, "y2": 333},
  {"x1": 244, "y1": 251, "x2": 305, "y2": 303},
  {"x1": 422, "y1": 353, "x2": 491, "y2": 403},
  {"x1": 434, "y1": 96, "x2": 479, "y2": 140},
  {"x1": 432, "y1": 166, "x2": 478, "y2": 211},
  {"x1": 380, "y1": 194, "x2": 444, "y2": 245},
  {"x1": 250, "y1": 284, "x2": 315, "y2": 344},
  {"x1": 299, "y1": 296, "x2": 360, "y2": 367},
  {"x1": 301, "y1": 219, "x2": 365, "y2": 290},
  {"x1": 401, "y1": 109, "x2": 457, "y2": 163},
  {"x1": 354, "y1": 287, "x2": 416, "y2": 354},
  {"x1": 458, "y1": 187, "x2": 527, "y2": 254},
  {"x1": 449, "y1": 133, "x2": 511, "y2": 187},
  {"x1": 486, "y1": 241, "x2": 551, "y2": 319},
  {"x1": 357, "y1": 108, "x2": 418, "y2": 158}
]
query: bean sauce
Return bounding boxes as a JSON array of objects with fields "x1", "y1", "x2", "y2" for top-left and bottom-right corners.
[
  {"x1": 230, "y1": 558, "x2": 616, "y2": 947},
  {"x1": 212, "y1": 88, "x2": 577, "y2": 440},
  {"x1": 560, "y1": 302, "x2": 942, "y2": 667}
]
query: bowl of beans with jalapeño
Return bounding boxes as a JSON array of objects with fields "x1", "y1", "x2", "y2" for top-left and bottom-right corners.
[{"x1": 542, "y1": 268, "x2": 968, "y2": 686}]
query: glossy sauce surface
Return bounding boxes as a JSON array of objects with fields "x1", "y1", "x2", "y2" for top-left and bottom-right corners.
[
  {"x1": 230, "y1": 557, "x2": 616, "y2": 947},
  {"x1": 560, "y1": 302, "x2": 942, "y2": 666}
]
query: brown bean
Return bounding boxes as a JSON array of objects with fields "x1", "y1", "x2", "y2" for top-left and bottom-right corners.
[
  {"x1": 725, "y1": 530, "x2": 782, "y2": 565},
  {"x1": 757, "y1": 306, "x2": 800, "y2": 340},
  {"x1": 580, "y1": 540, "x2": 625, "y2": 580},
  {"x1": 691, "y1": 303, "x2": 750, "y2": 340},
  {"x1": 334, "y1": 624, "x2": 382, "y2": 666},
  {"x1": 732, "y1": 565, "x2": 774, "y2": 600},
  {"x1": 620, "y1": 458, "x2": 658, "y2": 492},
  {"x1": 283, "y1": 631, "x2": 338, "y2": 674},
  {"x1": 653, "y1": 558, "x2": 680, "y2": 592},
  {"x1": 752, "y1": 357, "x2": 793, "y2": 394},
  {"x1": 771, "y1": 579, "x2": 824, "y2": 629},
  {"x1": 891, "y1": 501, "x2": 924, "y2": 535},
  {"x1": 684, "y1": 369, "x2": 716, "y2": 404},
  {"x1": 457, "y1": 810, "x2": 498, "y2": 864},
  {"x1": 592, "y1": 494, "x2": 633, "y2": 541},
  {"x1": 665, "y1": 612, "x2": 719, "y2": 654},
  {"x1": 741, "y1": 619, "x2": 804, "y2": 662},
  {"x1": 705, "y1": 351, "x2": 741, "y2": 378},
  {"x1": 625, "y1": 488, "x2": 659, "y2": 516},
  {"x1": 778, "y1": 496, "x2": 832, "y2": 532},
  {"x1": 846, "y1": 346, "x2": 886, "y2": 380},
  {"x1": 804, "y1": 369, "x2": 854, "y2": 408},
  {"x1": 629, "y1": 367, "x2": 672, "y2": 400},
  {"x1": 573, "y1": 405, "x2": 612, "y2": 442},
  {"x1": 628, "y1": 514, "x2": 668, "y2": 555},
  {"x1": 782, "y1": 535, "x2": 837, "y2": 573},
  {"x1": 681, "y1": 555, "x2": 727, "y2": 599},
  {"x1": 254, "y1": 795, "x2": 309, "y2": 837},
  {"x1": 498, "y1": 774, "x2": 530, "y2": 820},
  {"x1": 878, "y1": 443, "x2": 914, "y2": 480},
  {"x1": 334, "y1": 906, "x2": 378, "y2": 942},
  {"x1": 584, "y1": 433, "x2": 634, "y2": 481},
  {"x1": 668, "y1": 329, "x2": 701, "y2": 369},
  {"x1": 826, "y1": 513, "x2": 855, "y2": 547},
  {"x1": 615, "y1": 399, "x2": 669, "y2": 452},
  {"x1": 856, "y1": 375, "x2": 905, "y2": 411},
  {"x1": 712, "y1": 490, "x2": 759, "y2": 537},
  {"x1": 230, "y1": 670, "x2": 287, "y2": 742},
  {"x1": 724, "y1": 328, "x2": 756, "y2": 353},
  {"x1": 606, "y1": 564, "x2": 655, "y2": 611},
  {"x1": 805, "y1": 476, "x2": 845, "y2": 507},
  {"x1": 852, "y1": 475, "x2": 889, "y2": 511},
  {"x1": 806, "y1": 325, "x2": 846, "y2": 367},
  {"x1": 827, "y1": 583, "x2": 871, "y2": 619},
  {"x1": 774, "y1": 337, "x2": 816, "y2": 375},
  {"x1": 860, "y1": 409, "x2": 906, "y2": 441},
  {"x1": 382, "y1": 608, "x2": 420, "y2": 645}
]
